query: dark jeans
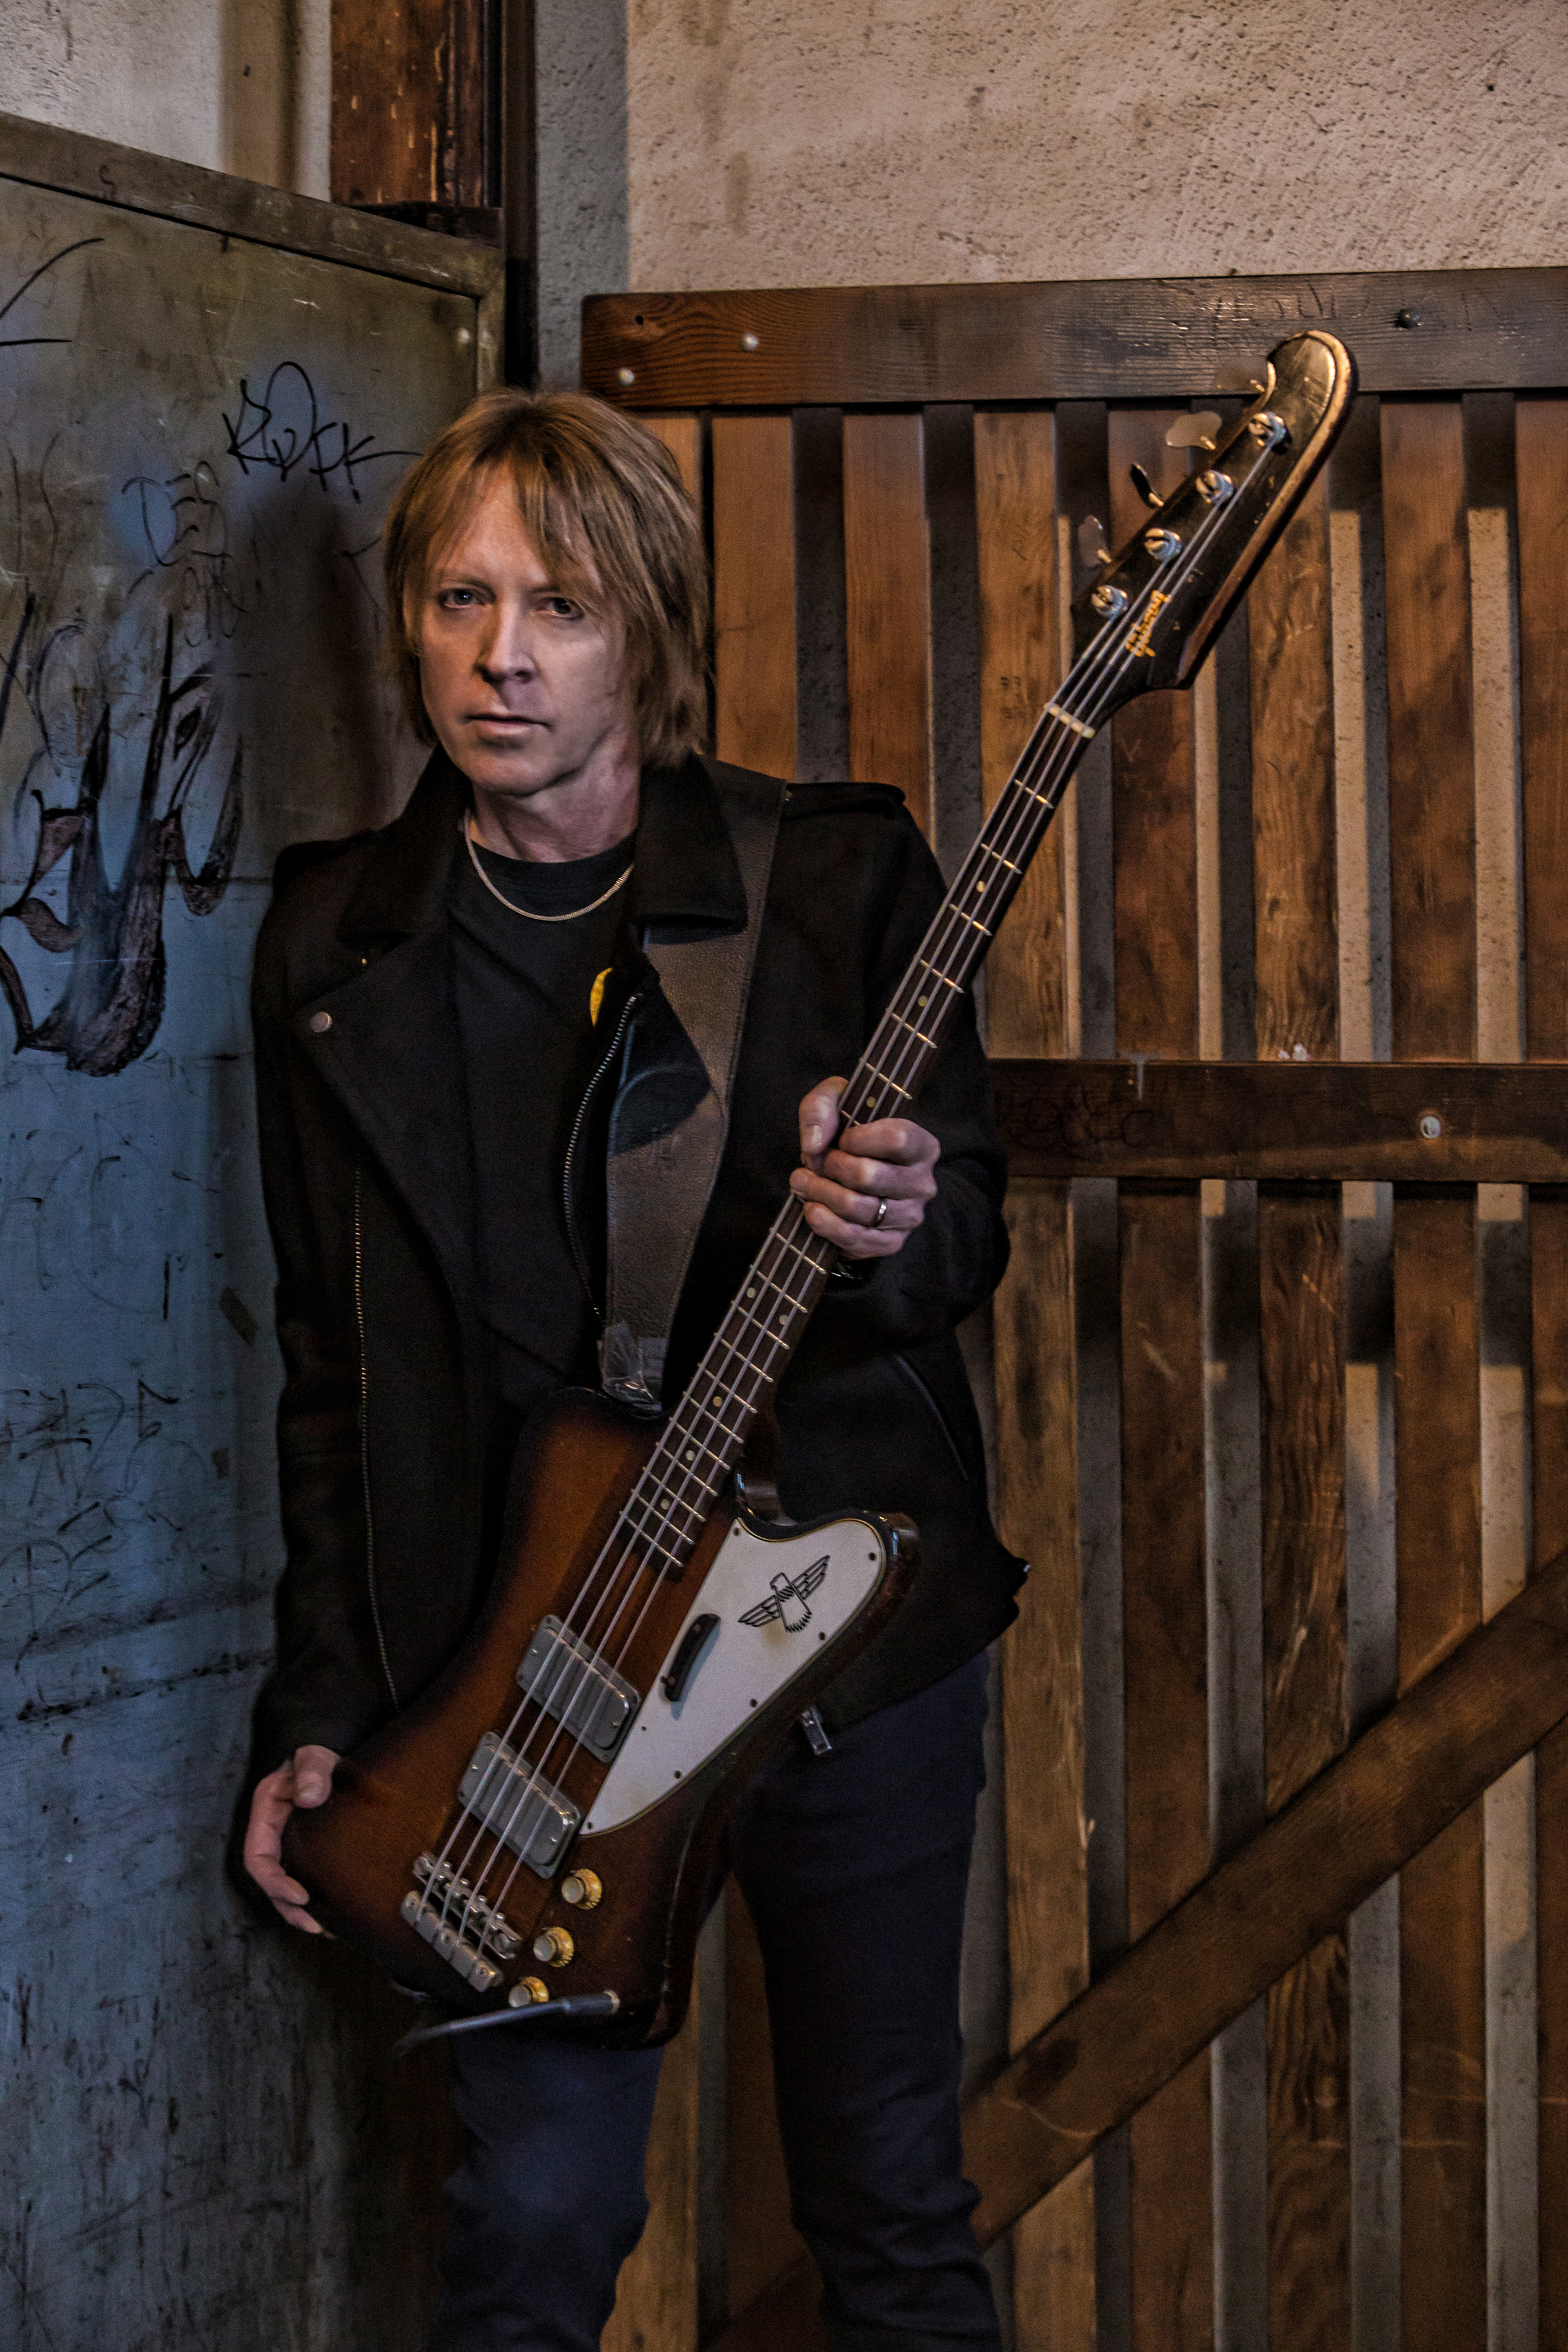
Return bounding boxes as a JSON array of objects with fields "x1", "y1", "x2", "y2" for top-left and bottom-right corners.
[{"x1": 424, "y1": 1656, "x2": 999, "y2": 2352}]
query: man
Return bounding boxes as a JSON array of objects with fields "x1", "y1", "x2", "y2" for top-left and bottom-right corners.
[{"x1": 242, "y1": 389, "x2": 1024, "y2": 2351}]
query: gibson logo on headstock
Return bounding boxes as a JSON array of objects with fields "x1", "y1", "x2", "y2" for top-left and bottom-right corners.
[{"x1": 1127, "y1": 591, "x2": 1170, "y2": 658}]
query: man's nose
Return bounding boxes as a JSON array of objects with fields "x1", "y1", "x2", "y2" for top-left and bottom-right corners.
[{"x1": 477, "y1": 607, "x2": 537, "y2": 678}]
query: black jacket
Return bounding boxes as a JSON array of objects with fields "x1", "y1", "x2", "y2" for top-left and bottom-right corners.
[{"x1": 250, "y1": 752, "x2": 1024, "y2": 1767}]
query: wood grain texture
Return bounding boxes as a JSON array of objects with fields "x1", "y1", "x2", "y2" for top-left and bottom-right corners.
[
  {"x1": 712, "y1": 415, "x2": 796, "y2": 780},
  {"x1": 974, "y1": 408, "x2": 1066, "y2": 1059},
  {"x1": 1393, "y1": 1191, "x2": 1485, "y2": 2352},
  {"x1": 959, "y1": 1543, "x2": 1568, "y2": 2248},
  {"x1": 1249, "y1": 435, "x2": 1347, "y2": 2347},
  {"x1": 333, "y1": 0, "x2": 445, "y2": 208},
  {"x1": 602, "y1": 1966, "x2": 703, "y2": 2352},
  {"x1": 1382, "y1": 387, "x2": 1484, "y2": 2352},
  {"x1": 1534, "y1": 1196, "x2": 1568, "y2": 2352},
  {"x1": 1118, "y1": 1182, "x2": 1211, "y2": 2351},
  {"x1": 842, "y1": 411, "x2": 932, "y2": 837},
  {"x1": 643, "y1": 413, "x2": 703, "y2": 513},
  {"x1": 1110, "y1": 410, "x2": 1199, "y2": 1060},
  {"x1": 332, "y1": 0, "x2": 494, "y2": 209},
  {"x1": 1520, "y1": 398, "x2": 1568, "y2": 1059},
  {"x1": 1259, "y1": 1186, "x2": 1349, "y2": 2351},
  {"x1": 580, "y1": 271, "x2": 1568, "y2": 411},
  {"x1": 1108, "y1": 404, "x2": 1209, "y2": 2352},
  {"x1": 1522, "y1": 394, "x2": 1568, "y2": 2344},
  {"x1": 991, "y1": 1058, "x2": 1568, "y2": 1184},
  {"x1": 1250, "y1": 471, "x2": 1337, "y2": 1063},
  {"x1": 1380, "y1": 400, "x2": 1476, "y2": 1063},
  {"x1": 994, "y1": 1180, "x2": 1093, "y2": 2351}
]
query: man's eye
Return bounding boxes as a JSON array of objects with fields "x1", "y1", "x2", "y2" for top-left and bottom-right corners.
[
  {"x1": 542, "y1": 596, "x2": 580, "y2": 618},
  {"x1": 439, "y1": 588, "x2": 478, "y2": 608}
]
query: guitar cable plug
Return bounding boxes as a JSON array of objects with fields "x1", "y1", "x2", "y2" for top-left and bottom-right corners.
[{"x1": 392, "y1": 1990, "x2": 622, "y2": 2060}]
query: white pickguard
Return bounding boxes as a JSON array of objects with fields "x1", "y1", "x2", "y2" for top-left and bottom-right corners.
[{"x1": 577, "y1": 1516, "x2": 887, "y2": 1839}]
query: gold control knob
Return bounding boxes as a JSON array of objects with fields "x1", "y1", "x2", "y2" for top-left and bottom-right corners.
[
  {"x1": 560, "y1": 1869, "x2": 602, "y2": 1910},
  {"x1": 508, "y1": 1976, "x2": 550, "y2": 2008},
  {"x1": 533, "y1": 1926, "x2": 576, "y2": 1968}
]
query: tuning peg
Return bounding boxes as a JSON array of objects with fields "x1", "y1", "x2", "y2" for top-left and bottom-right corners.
[
  {"x1": 1129, "y1": 463, "x2": 1164, "y2": 511},
  {"x1": 1165, "y1": 411, "x2": 1223, "y2": 453},
  {"x1": 1076, "y1": 514, "x2": 1110, "y2": 568}
]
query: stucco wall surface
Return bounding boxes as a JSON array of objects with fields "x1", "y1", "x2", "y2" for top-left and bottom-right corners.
[
  {"x1": 627, "y1": 0, "x2": 1566, "y2": 291},
  {"x1": 1, "y1": 0, "x2": 329, "y2": 195}
]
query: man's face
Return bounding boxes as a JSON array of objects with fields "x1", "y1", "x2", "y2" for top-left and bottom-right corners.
[{"x1": 413, "y1": 475, "x2": 638, "y2": 810}]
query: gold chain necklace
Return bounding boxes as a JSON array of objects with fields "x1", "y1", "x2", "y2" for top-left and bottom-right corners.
[{"x1": 462, "y1": 812, "x2": 632, "y2": 923}]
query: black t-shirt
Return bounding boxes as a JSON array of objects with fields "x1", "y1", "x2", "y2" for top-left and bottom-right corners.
[{"x1": 448, "y1": 826, "x2": 633, "y2": 1414}]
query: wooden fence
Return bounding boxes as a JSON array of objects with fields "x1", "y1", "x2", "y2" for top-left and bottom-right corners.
[{"x1": 581, "y1": 267, "x2": 1568, "y2": 2351}]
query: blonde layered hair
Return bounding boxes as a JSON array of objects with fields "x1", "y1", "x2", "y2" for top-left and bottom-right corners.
[{"x1": 384, "y1": 389, "x2": 709, "y2": 767}]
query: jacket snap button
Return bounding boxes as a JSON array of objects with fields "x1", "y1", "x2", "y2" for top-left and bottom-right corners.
[{"x1": 308, "y1": 1010, "x2": 333, "y2": 1034}]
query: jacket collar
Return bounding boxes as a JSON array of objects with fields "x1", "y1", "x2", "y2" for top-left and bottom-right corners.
[{"x1": 336, "y1": 749, "x2": 749, "y2": 948}]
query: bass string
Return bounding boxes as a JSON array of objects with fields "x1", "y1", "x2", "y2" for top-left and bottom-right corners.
[{"x1": 420, "y1": 454, "x2": 1256, "y2": 1950}]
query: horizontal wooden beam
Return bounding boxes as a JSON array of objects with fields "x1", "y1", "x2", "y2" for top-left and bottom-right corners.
[
  {"x1": 961, "y1": 1542, "x2": 1568, "y2": 2247},
  {"x1": 992, "y1": 1058, "x2": 1568, "y2": 1182},
  {"x1": 582, "y1": 269, "x2": 1568, "y2": 410}
]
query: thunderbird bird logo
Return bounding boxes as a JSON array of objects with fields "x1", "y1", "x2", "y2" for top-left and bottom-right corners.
[{"x1": 739, "y1": 1558, "x2": 829, "y2": 1633}]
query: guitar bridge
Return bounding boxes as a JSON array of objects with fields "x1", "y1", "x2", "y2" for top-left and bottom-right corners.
[
  {"x1": 460, "y1": 1732, "x2": 582, "y2": 1877},
  {"x1": 516, "y1": 1616, "x2": 640, "y2": 1760}
]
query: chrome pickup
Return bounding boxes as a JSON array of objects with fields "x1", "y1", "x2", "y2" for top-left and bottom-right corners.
[
  {"x1": 516, "y1": 1616, "x2": 640, "y2": 1761},
  {"x1": 460, "y1": 1731, "x2": 582, "y2": 1877}
]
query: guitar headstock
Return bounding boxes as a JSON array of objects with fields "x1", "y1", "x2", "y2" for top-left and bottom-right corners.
[{"x1": 1070, "y1": 330, "x2": 1355, "y2": 703}]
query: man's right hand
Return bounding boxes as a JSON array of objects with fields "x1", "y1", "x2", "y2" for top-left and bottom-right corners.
[{"x1": 243, "y1": 1744, "x2": 340, "y2": 1934}]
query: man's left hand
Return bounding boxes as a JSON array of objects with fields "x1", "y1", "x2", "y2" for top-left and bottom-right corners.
[{"x1": 790, "y1": 1076, "x2": 939, "y2": 1260}]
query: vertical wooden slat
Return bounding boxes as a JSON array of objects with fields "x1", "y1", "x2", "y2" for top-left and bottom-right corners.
[
  {"x1": 843, "y1": 411, "x2": 932, "y2": 838},
  {"x1": 974, "y1": 409, "x2": 1068, "y2": 1059},
  {"x1": 602, "y1": 1979, "x2": 703, "y2": 2352},
  {"x1": 1259, "y1": 1186, "x2": 1349, "y2": 2351},
  {"x1": 1248, "y1": 469, "x2": 1351, "y2": 2350},
  {"x1": 1250, "y1": 473, "x2": 1338, "y2": 1066},
  {"x1": 1519, "y1": 391, "x2": 1568, "y2": 2348},
  {"x1": 1108, "y1": 404, "x2": 1210, "y2": 2352},
  {"x1": 643, "y1": 413, "x2": 703, "y2": 513},
  {"x1": 1380, "y1": 397, "x2": 1485, "y2": 2352},
  {"x1": 712, "y1": 414, "x2": 797, "y2": 779},
  {"x1": 976, "y1": 406, "x2": 1093, "y2": 2348},
  {"x1": 1117, "y1": 1182, "x2": 1211, "y2": 2351}
]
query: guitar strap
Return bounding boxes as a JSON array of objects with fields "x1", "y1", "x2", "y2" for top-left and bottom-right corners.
[{"x1": 599, "y1": 765, "x2": 785, "y2": 1412}]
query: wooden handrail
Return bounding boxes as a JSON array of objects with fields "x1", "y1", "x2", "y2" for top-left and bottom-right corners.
[{"x1": 711, "y1": 1544, "x2": 1568, "y2": 2346}]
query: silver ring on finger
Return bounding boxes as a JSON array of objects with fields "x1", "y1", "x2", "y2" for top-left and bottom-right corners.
[{"x1": 872, "y1": 1197, "x2": 890, "y2": 1228}]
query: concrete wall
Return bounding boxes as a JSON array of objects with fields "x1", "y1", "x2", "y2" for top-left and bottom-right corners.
[
  {"x1": 1, "y1": 0, "x2": 330, "y2": 196},
  {"x1": 625, "y1": 0, "x2": 1565, "y2": 289}
]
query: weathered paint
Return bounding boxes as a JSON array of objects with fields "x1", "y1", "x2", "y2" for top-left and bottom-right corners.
[{"x1": 1, "y1": 167, "x2": 473, "y2": 2347}]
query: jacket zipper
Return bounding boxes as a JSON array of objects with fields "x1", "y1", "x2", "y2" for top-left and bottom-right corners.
[
  {"x1": 354, "y1": 1164, "x2": 399, "y2": 1710},
  {"x1": 561, "y1": 985, "x2": 643, "y2": 1320}
]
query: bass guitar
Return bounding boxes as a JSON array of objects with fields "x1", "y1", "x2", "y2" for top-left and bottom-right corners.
[{"x1": 284, "y1": 327, "x2": 1355, "y2": 2046}]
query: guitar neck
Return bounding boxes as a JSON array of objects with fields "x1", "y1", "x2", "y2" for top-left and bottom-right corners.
[{"x1": 617, "y1": 649, "x2": 1117, "y2": 1572}]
